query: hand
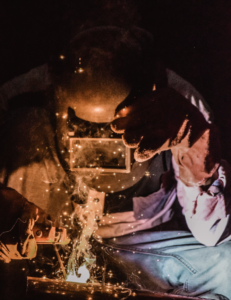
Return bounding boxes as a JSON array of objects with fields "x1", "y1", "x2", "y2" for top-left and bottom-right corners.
[
  {"x1": 0, "y1": 216, "x2": 38, "y2": 262},
  {"x1": 0, "y1": 184, "x2": 53, "y2": 261},
  {"x1": 17, "y1": 218, "x2": 38, "y2": 259},
  {"x1": 0, "y1": 218, "x2": 37, "y2": 263},
  {"x1": 111, "y1": 88, "x2": 221, "y2": 186},
  {"x1": 19, "y1": 200, "x2": 54, "y2": 258}
]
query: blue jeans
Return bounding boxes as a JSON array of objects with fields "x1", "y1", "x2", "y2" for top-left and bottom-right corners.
[{"x1": 103, "y1": 231, "x2": 231, "y2": 299}]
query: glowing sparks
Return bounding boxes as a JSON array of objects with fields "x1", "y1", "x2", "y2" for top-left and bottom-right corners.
[{"x1": 66, "y1": 190, "x2": 105, "y2": 284}]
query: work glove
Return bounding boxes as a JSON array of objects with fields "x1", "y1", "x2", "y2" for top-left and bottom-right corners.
[
  {"x1": 0, "y1": 184, "x2": 51, "y2": 262},
  {"x1": 111, "y1": 87, "x2": 221, "y2": 186}
]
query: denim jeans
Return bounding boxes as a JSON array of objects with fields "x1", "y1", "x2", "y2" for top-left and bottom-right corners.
[{"x1": 103, "y1": 230, "x2": 231, "y2": 300}]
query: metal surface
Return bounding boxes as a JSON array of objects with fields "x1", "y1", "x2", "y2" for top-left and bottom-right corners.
[{"x1": 27, "y1": 277, "x2": 205, "y2": 300}]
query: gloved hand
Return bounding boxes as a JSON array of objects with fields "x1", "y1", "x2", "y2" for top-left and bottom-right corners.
[
  {"x1": 111, "y1": 87, "x2": 221, "y2": 186},
  {"x1": 0, "y1": 184, "x2": 51, "y2": 262},
  {"x1": 0, "y1": 219, "x2": 37, "y2": 263}
]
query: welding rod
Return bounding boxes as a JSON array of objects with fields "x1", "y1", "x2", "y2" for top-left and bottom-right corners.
[{"x1": 54, "y1": 244, "x2": 67, "y2": 279}]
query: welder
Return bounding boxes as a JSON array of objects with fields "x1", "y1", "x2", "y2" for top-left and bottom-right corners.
[{"x1": 0, "y1": 26, "x2": 230, "y2": 300}]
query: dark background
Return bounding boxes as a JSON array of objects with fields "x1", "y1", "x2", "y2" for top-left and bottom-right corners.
[{"x1": 0, "y1": 0, "x2": 230, "y2": 163}]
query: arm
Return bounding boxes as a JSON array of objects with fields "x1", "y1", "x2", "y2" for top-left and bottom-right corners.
[{"x1": 111, "y1": 87, "x2": 227, "y2": 245}]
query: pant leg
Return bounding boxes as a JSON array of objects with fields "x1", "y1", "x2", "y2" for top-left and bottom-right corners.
[
  {"x1": 103, "y1": 230, "x2": 231, "y2": 299},
  {"x1": 175, "y1": 241, "x2": 231, "y2": 299}
]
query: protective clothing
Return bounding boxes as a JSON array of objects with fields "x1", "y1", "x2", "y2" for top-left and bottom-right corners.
[{"x1": 0, "y1": 25, "x2": 228, "y2": 300}]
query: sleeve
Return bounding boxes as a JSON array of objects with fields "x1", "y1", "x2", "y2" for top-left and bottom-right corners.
[
  {"x1": 185, "y1": 212, "x2": 229, "y2": 247},
  {"x1": 176, "y1": 160, "x2": 231, "y2": 246}
]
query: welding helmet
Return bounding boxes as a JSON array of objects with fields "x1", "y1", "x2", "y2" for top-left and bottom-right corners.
[
  {"x1": 50, "y1": 26, "x2": 160, "y2": 193},
  {"x1": 50, "y1": 26, "x2": 156, "y2": 122}
]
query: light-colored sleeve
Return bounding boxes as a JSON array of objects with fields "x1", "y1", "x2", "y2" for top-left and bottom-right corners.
[
  {"x1": 185, "y1": 212, "x2": 229, "y2": 247},
  {"x1": 174, "y1": 158, "x2": 231, "y2": 246},
  {"x1": 167, "y1": 69, "x2": 230, "y2": 246}
]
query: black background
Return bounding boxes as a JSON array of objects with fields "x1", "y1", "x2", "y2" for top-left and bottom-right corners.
[{"x1": 0, "y1": 0, "x2": 230, "y2": 163}]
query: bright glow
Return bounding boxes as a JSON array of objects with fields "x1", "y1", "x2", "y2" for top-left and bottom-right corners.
[
  {"x1": 67, "y1": 190, "x2": 103, "y2": 284},
  {"x1": 66, "y1": 264, "x2": 90, "y2": 283},
  {"x1": 94, "y1": 107, "x2": 103, "y2": 112}
]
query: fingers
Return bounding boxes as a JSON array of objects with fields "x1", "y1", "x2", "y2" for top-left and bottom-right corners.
[
  {"x1": 20, "y1": 235, "x2": 30, "y2": 256},
  {"x1": 35, "y1": 208, "x2": 39, "y2": 222},
  {"x1": 0, "y1": 252, "x2": 11, "y2": 263},
  {"x1": 122, "y1": 129, "x2": 143, "y2": 148},
  {"x1": 0, "y1": 241, "x2": 9, "y2": 254},
  {"x1": 134, "y1": 134, "x2": 170, "y2": 162},
  {"x1": 21, "y1": 201, "x2": 43, "y2": 223},
  {"x1": 20, "y1": 236, "x2": 37, "y2": 259},
  {"x1": 24, "y1": 218, "x2": 35, "y2": 235},
  {"x1": 19, "y1": 217, "x2": 36, "y2": 257},
  {"x1": 111, "y1": 114, "x2": 144, "y2": 133},
  {"x1": 35, "y1": 215, "x2": 39, "y2": 222},
  {"x1": 0, "y1": 242, "x2": 11, "y2": 263}
]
